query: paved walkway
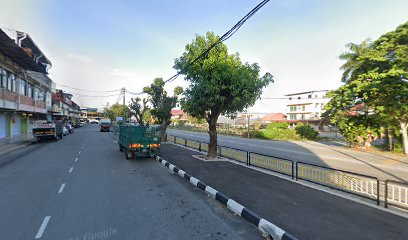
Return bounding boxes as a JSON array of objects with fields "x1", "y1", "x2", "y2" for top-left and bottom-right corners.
[
  {"x1": 158, "y1": 143, "x2": 408, "y2": 240},
  {"x1": 0, "y1": 140, "x2": 34, "y2": 156}
]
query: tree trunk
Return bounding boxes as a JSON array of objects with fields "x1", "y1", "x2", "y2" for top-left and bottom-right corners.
[
  {"x1": 208, "y1": 115, "x2": 218, "y2": 158},
  {"x1": 387, "y1": 129, "x2": 394, "y2": 151},
  {"x1": 160, "y1": 120, "x2": 168, "y2": 142},
  {"x1": 400, "y1": 119, "x2": 408, "y2": 155}
]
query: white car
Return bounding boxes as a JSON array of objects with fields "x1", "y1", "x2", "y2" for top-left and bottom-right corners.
[{"x1": 89, "y1": 119, "x2": 100, "y2": 124}]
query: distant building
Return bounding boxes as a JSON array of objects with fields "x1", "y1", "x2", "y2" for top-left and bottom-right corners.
[
  {"x1": 170, "y1": 109, "x2": 184, "y2": 119},
  {"x1": 51, "y1": 90, "x2": 81, "y2": 122},
  {"x1": 285, "y1": 90, "x2": 331, "y2": 129},
  {"x1": 80, "y1": 107, "x2": 102, "y2": 120},
  {"x1": 170, "y1": 109, "x2": 189, "y2": 123},
  {"x1": 261, "y1": 113, "x2": 287, "y2": 124}
]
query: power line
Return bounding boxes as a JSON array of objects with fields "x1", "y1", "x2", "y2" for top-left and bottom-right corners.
[
  {"x1": 125, "y1": 90, "x2": 145, "y2": 95},
  {"x1": 66, "y1": 92, "x2": 122, "y2": 98},
  {"x1": 261, "y1": 97, "x2": 330, "y2": 100},
  {"x1": 56, "y1": 83, "x2": 121, "y2": 93},
  {"x1": 116, "y1": 91, "x2": 123, "y2": 104},
  {"x1": 165, "y1": 0, "x2": 270, "y2": 83}
]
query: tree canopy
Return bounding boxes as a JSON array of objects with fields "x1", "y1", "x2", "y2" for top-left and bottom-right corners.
[
  {"x1": 103, "y1": 103, "x2": 130, "y2": 122},
  {"x1": 143, "y1": 78, "x2": 182, "y2": 140},
  {"x1": 324, "y1": 21, "x2": 408, "y2": 153},
  {"x1": 128, "y1": 97, "x2": 150, "y2": 125},
  {"x1": 174, "y1": 32, "x2": 273, "y2": 157}
]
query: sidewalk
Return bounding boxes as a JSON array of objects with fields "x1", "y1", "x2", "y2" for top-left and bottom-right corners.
[
  {"x1": 0, "y1": 140, "x2": 34, "y2": 156},
  {"x1": 157, "y1": 143, "x2": 408, "y2": 240}
]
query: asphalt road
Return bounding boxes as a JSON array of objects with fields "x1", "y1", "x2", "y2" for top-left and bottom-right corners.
[
  {"x1": 0, "y1": 125, "x2": 261, "y2": 240},
  {"x1": 167, "y1": 129, "x2": 408, "y2": 182}
]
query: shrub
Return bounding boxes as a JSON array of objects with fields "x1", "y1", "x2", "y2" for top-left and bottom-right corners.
[
  {"x1": 266, "y1": 122, "x2": 289, "y2": 130},
  {"x1": 295, "y1": 125, "x2": 318, "y2": 139},
  {"x1": 250, "y1": 128, "x2": 302, "y2": 141}
]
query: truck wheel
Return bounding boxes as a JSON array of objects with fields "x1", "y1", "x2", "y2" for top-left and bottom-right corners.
[{"x1": 125, "y1": 149, "x2": 131, "y2": 160}]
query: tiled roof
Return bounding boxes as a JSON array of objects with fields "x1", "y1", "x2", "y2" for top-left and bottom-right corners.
[
  {"x1": 262, "y1": 113, "x2": 287, "y2": 121},
  {"x1": 0, "y1": 29, "x2": 47, "y2": 73},
  {"x1": 171, "y1": 109, "x2": 184, "y2": 116}
]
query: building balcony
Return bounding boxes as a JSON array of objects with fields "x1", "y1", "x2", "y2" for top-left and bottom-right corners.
[
  {"x1": 20, "y1": 95, "x2": 35, "y2": 106},
  {"x1": 0, "y1": 88, "x2": 18, "y2": 103},
  {"x1": 35, "y1": 100, "x2": 46, "y2": 109}
]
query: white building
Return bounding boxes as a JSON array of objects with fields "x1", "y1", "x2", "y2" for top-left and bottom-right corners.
[{"x1": 285, "y1": 90, "x2": 331, "y2": 129}]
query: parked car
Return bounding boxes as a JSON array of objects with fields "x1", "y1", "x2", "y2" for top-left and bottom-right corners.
[
  {"x1": 90, "y1": 119, "x2": 100, "y2": 124},
  {"x1": 100, "y1": 122, "x2": 111, "y2": 132}
]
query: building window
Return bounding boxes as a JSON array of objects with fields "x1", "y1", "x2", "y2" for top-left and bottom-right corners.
[
  {"x1": 298, "y1": 97, "x2": 301, "y2": 100},
  {"x1": 19, "y1": 78, "x2": 27, "y2": 96},
  {"x1": 7, "y1": 73, "x2": 15, "y2": 91},
  {"x1": 315, "y1": 94, "x2": 318, "y2": 98},
  {"x1": 27, "y1": 83, "x2": 33, "y2": 98},
  {"x1": 301, "y1": 114, "x2": 305, "y2": 120},
  {"x1": 315, "y1": 103, "x2": 318, "y2": 108},
  {"x1": 0, "y1": 68, "x2": 6, "y2": 88},
  {"x1": 289, "y1": 97, "x2": 292, "y2": 100},
  {"x1": 37, "y1": 89, "x2": 45, "y2": 101},
  {"x1": 302, "y1": 105, "x2": 305, "y2": 111},
  {"x1": 308, "y1": 95, "x2": 312, "y2": 98},
  {"x1": 12, "y1": 75, "x2": 17, "y2": 92}
]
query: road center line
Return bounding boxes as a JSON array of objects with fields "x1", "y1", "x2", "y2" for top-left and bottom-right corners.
[
  {"x1": 35, "y1": 216, "x2": 51, "y2": 239},
  {"x1": 58, "y1": 183, "x2": 66, "y2": 194},
  {"x1": 74, "y1": 157, "x2": 78, "y2": 162},
  {"x1": 69, "y1": 167, "x2": 74, "y2": 173},
  {"x1": 78, "y1": 151, "x2": 81, "y2": 155}
]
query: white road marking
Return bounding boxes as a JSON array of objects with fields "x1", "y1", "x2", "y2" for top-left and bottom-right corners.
[
  {"x1": 69, "y1": 167, "x2": 74, "y2": 173},
  {"x1": 78, "y1": 151, "x2": 81, "y2": 155},
  {"x1": 35, "y1": 216, "x2": 51, "y2": 239},
  {"x1": 75, "y1": 157, "x2": 78, "y2": 162},
  {"x1": 58, "y1": 183, "x2": 66, "y2": 193}
]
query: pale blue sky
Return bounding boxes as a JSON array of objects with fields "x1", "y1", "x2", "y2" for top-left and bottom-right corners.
[{"x1": 1, "y1": 0, "x2": 407, "y2": 112}]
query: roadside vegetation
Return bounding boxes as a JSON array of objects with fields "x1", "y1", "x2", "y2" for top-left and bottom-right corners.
[
  {"x1": 169, "y1": 121, "x2": 319, "y2": 141},
  {"x1": 174, "y1": 32, "x2": 273, "y2": 158},
  {"x1": 323, "y1": 21, "x2": 408, "y2": 154}
]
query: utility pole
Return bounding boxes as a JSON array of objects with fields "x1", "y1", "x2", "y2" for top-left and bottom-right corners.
[
  {"x1": 247, "y1": 111, "x2": 250, "y2": 139},
  {"x1": 122, "y1": 87, "x2": 126, "y2": 123}
]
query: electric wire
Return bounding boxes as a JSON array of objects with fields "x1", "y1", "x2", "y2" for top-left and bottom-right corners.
[
  {"x1": 164, "y1": 0, "x2": 270, "y2": 83},
  {"x1": 56, "y1": 0, "x2": 270, "y2": 100},
  {"x1": 64, "y1": 92, "x2": 122, "y2": 98},
  {"x1": 56, "y1": 83, "x2": 121, "y2": 93}
]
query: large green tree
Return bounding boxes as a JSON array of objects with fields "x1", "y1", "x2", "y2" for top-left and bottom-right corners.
[
  {"x1": 128, "y1": 97, "x2": 150, "y2": 125},
  {"x1": 103, "y1": 103, "x2": 130, "y2": 122},
  {"x1": 143, "y1": 78, "x2": 182, "y2": 141},
  {"x1": 174, "y1": 32, "x2": 273, "y2": 158},
  {"x1": 324, "y1": 21, "x2": 408, "y2": 154}
]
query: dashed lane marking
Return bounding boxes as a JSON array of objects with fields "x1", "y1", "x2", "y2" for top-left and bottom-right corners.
[
  {"x1": 58, "y1": 183, "x2": 66, "y2": 194},
  {"x1": 75, "y1": 157, "x2": 78, "y2": 162},
  {"x1": 69, "y1": 167, "x2": 74, "y2": 173},
  {"x1": 35, "y1": 216, "x2": 50, "y2": 239}
]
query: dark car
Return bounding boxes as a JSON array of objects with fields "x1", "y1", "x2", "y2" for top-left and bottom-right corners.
[{"x1": 100, "y1": 122, "x2": 111, "y2": 132}]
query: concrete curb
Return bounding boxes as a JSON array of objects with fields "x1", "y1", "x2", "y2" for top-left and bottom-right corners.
[{"x1": 154, "y1": 155, "x2": 298, "y2": 240}]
